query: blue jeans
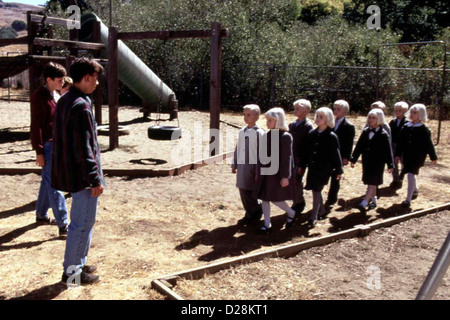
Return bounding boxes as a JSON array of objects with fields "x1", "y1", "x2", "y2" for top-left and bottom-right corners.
[
  {"x1": 63, "y1": 189, "x2": 98, "y2": 276},
  {"x1": 36, "y1": 141, "x2": 68, "y2": 228}
]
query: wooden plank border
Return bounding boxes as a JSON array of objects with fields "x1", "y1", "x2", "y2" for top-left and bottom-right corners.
[
  {"x1": 151, "y1": 203, "x2": 450, "y2": 300},
  {"x1": 0, "y1": 151, "x2": 234, "y2": 177}
]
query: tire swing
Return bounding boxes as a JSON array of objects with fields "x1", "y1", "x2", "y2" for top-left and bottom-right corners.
[{"x1": 148, "y1": 64, "x2": 182, "y2": 141}]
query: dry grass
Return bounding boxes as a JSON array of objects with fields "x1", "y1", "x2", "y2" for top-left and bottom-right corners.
[{"x1": 0, "y1": 101, "x2": 449, "y2": 300}]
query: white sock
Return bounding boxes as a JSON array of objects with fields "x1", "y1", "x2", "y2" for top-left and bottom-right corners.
[
  {"x1": 371, "y1": 196, "x2": 377, "y2": 205},
  {"x1": 360, "y1": 200, "x2": 368, "y2": 207}
]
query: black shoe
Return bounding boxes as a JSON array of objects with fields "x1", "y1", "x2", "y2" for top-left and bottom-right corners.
[
  {"x1": 368, "y1": 202, "x2": 377, "y2": 210},
  {"x1": 82, "y1": 265, "x2": 97, "y2": 274},
  {"x1": 356, "y1": 204, "x2": 367, "y2": 216},
  {"x1": 61, "y1": 271, "x2": 100, "y2": 286},
  {"x1": 412, "y1": 192, "x2": 418, "y2": 200},
  {"x1": 307, "y1": 219, "x2": 317, "y2": 227},
  {"x1": 401, "y1": 200, "x2": 411, "y2": 208},
  {"x1": 237, "y1": 217, "x2": 252, "y2": 225},
  {"x1": 36, "y1": 216, "x2": 56, "y2": 225},
  {"x1": 325, "y1": 199, "x2": 336, "y2": 207},
  {"x1": 294, "y1": 201, "x2": 306, "y2": 214},
  {"x1": 59, "y1": 225, "x2": 68, "y2": 237},
  {"x1": 285, "y1": 213, "x2": 297, "y2": 229},
  {"x1": 257, "y1": 225, "x2": 272, "y2": 235}
]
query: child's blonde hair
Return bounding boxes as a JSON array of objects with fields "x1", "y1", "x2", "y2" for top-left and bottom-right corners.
[
  {"x1": 334, "y1": 99, "x2": 350, "y2": 113},
  {"x1": 293, "y1": 99, "x2": 312, "y2": 112},
  {"x1": 265, "y1": 107, "x2": 289, "y2": 131},
  {"x1": 406, "y1": 103, "x2": 428, "y2": 122},
  {"x1": 243, "y1": 104, "x2": 261, "y2": 116},
  {"x1": 367, "y1": 109, "x2": 387, "y2": 126},
  {"x1": 394, "y1": 101, "x2": 409, "y2": 112},
  {"x1": 62, "y1": 76, "x2": 73, "y2": 89},
  {"x1": 371, "y1": 101, "x2": 386, "y2": 111},
  {"x1": 315, "y1": 107, "x2": 335, "y2": 128}
]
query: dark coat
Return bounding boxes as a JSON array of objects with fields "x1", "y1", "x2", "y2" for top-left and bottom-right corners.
[
  {"x1": 254, "y1": 130, "x2": 299, "y2": 202},
  {"x1": 301, "y1": 127, "x2": 343, "y2": 192},
  {"x1": 395, "y1": 123, "x2": 437, "y2": 175},
  {"x1": 351, "y1": 127, "x2": 394, "y2": 186},
  {"x1": 289, "y1": 118, "x2": 314, "y2": 167},
  {"x1": 333, "y1": 117, "x2": 355, "y2": 160},
  {"x1": 389, "y1": 117, "x2": 409, "y2": 146}
]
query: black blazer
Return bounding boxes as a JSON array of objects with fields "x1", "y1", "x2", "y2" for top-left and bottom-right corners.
[
  {"x1": 351, "y1": 127, "x2": 394, "y2": 183},
  {"x1": 389, "y1": 117, "x2": 409, "y2": 145},
  {"x1": 289, "y1": 118, "x2": 314, "y2": 166},
  {"x1": 333, "y1": 117, "x2": 355, "y2": 160},
  {"x1": 301, "y1": 127, "x2": 343, "y2": 190},
  {"x1": 395, "y1": 123, "x2": 437, "y2": 174}
]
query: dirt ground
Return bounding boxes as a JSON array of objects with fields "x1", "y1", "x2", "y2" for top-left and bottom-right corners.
[{"x1": 0, "y1": 101, "x2": 449, "y2": 300}]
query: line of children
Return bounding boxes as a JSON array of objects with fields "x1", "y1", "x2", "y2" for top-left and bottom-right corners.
[{"x1": 232, "y1": 99, "x2": 438, "y2": 234}]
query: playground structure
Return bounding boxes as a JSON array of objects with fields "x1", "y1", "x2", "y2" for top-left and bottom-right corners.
[{"x1": 0, "y1": 9, "x2": 228, "y2": 153}]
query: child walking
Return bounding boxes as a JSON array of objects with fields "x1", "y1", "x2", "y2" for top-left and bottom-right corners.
[
  {"x1": 254, "y1": 108, "x2": 299, "y2": 233},
  {"x1": 389, "y1": 101, "x2": 409, "y2": 189},
  {"x1": 288, "y1": 99, "x2": 314, "y2": 214},
  {"x1": 350, "y1": 109, "x2": 394, "y2": 214},
  {"x1": 395, "y1": 104, "x2": 437, "y2": 208},
  {"x1": 300, "y1": 107, "x2": 343, "y2": 227},
  {"x1": 232, "y1": 104, "x2": 264, "y2": 225},
  {"x1": 326, "y1": 100, "x2": 355, "y2": 206}
]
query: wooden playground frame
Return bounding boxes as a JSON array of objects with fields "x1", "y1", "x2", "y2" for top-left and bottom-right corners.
[{"x1": 0, "y1": 7, "x2": 229, "y2": 153}]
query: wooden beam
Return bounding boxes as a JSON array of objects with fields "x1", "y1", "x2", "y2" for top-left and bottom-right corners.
[
  {"x1": 33, "y1": 38, "x2": 105, "y2": 51},
  {"x1": 108, "y1": 27, "x2": 119, "y2": 150},
  {"x1": 0, "y1": 36, "x2": 29, "y2": 47},
  {"x1": 30, "y1": 14, "x2": 73, "y2": 27},
  {"x1": 209, "y1": 22, "x2": 222, "y2": 157},
  {"x1": 118, "y1": 29, "x2": 229, "y2": 41}
]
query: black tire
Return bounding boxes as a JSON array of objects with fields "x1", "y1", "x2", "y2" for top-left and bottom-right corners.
[{"x1": 147, "y1": 126, "x2": 182, "y2": 141}]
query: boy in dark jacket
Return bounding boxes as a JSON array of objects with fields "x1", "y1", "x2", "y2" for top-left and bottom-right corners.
[
  {"x1": 289, "y1": 99, "x2": 314, "y2": 214},
  {"x1": 326, "y1": 100, "x2": 355, "y2": 206},
  {"x1": 389, "y1": 101, "x2": 409, "y2": 189}
]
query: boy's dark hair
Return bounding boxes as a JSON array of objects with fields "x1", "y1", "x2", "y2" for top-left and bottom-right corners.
[
  {"x1": 70, "y1": 57, "x2": 104, "y2": 83},
  {"x1": 43, "y1": 62, "x2": 66, "y2": 80}
]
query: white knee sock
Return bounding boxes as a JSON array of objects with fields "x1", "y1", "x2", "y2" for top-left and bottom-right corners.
[
  {"x1": 273, "y1": 201, "x2": 296, "y2": 218},
  {"x1": 261, "y1": 201, "x2": 271, "y2": 228}
]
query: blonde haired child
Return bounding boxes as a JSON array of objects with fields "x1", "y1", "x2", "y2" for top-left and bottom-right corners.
[
  {"x1": 389, "y1": 101, "x2": 409, "y2": 188},
  {"x1": 395, "y1": 104, "x2": 437, "y2": 207},
  {"x1": 289, "y1": 99, "x2": 314, "y2": 214},
  {"x1": 351, "y1": 109, "x2": 393, "y2": 214},
  {"x1": 300, "y1": 107, "x2": 343, "y2": 227},
  {"x1": 254, "y1": 107, "x2": 298, "y2": 233},
  {"x1": 232, "y1": 104, "x2": 264, "y2": 225},
  {"x1": 327, "y1": 100, "x2": 355, "y2": 206}
]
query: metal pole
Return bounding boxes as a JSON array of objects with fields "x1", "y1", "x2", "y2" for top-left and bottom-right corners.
[{"x1": 416, "y1": 232, "x2": 450, "y2": 300}]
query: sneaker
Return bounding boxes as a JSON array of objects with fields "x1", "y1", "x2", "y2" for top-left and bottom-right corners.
[{"x1": 61, "y1": 271, "x2": 100, "y2": 286}]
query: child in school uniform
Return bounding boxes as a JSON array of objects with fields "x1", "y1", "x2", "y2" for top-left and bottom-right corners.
[
  {"x1": 395, "y1": 104, "x2": 438, "y2": 208},
  {"x1": 60, "y1": 76, "x2": 73, "y2": 97},
  {"x1": 300, "y1": 107, "x2": 343, "y2": 227},
  {"x1": 350, "y1": 109, "x2": 394, "y2": 214},
  {"x1": 254, "y1": 107, "x2": 299, "y2": 233},
  {"x1": 326, "y1": 100, "x2": 355, "y2": 206},
  {"x1": 389, "y1": 101, "x2": 409, "y2": 189},
  {"x1": 288, "y1": 99, "x2": 314, "y2": 214},
  {"x1": 370, "y1": 101, "x2": 392, "y2": 138},
  {"x1": 232, "y1": 104, "x2": 265, "y2": 225}
]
